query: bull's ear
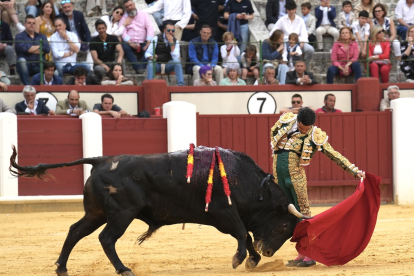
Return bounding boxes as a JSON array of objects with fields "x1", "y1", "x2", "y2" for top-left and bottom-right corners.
[{"x1": 275, "y1": 204, "x2": 285, "y2": 215}]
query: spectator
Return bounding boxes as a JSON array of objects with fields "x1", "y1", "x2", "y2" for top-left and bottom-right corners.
[
  {"x1": 280, "y1": 94, "x2": 314, "y2": 114},
  {"x1": 338, "y1": 1, "x2": 356, "y2": 29},
  {"x1": 395, "y1": 0, "x2": 414, "y2": 41},
  {"x1": 50, "y1": 18, "x2": 90, "y2": 77},
  {"x1": 0, "y1": 97, "x2": 15, "y2": 113},
  {"x1": 283, "y1": 33, "x2": 302, "y2": 71},
  {"x1": 400, "y1": 25, "x2": 414, "y2": 82},
  {"x1": 372, "y1": 4, "x2": 401, "y2": 63},
  {"x1": 101, "y1": 63, "x2": 133, "y2": 85},
  {"x1": 351, "y1": 10, "x2": 370, "y2": 69},
  {"x1": 30, "y1": 62, "x2": 63, "y2": 85},
  {"x1": 0, "y1": 68, "x2": 10, "y2": 91},
  {"x1": 220, "y1": 31, "x2": 240, "y2": 76},
  {"x1": 86, "y1": 0, "x2": 107, "y2": 17},
  {"x1": 90, "y1": 19, "x2": 124, "y2": 82},
  {"x1": 220, "y1": 63, "x2": 246, "y2": 85},
  {"x1": 286, "y1": 59, "x2": 318, "y2": 85},
  {"x1": 15, "y1": 85, "x2": 55, "y2": 115},
  {"x1": 216, "y1": 1, "x2": 229, "y2": 44},
  {"x1": 316, "y1": 93, "x2": 342, "y2": 113},
  {"x1": 35, "y1": 2, "x2": 57, "y2": 62},
  {"x1": 315, "y1": 0, "x2": 339, "y2": 52},
  {"x1": 92, "y1": 6, "x2": 125, "y2": 37},
  {"x1": 57, "y1": 0, "x2": 91, "y2": 51},
  {"x1": 368, "y1": 25, "x2": 391, "y2": 83},
  {"x1": 262, "y1": 29, "x2": 289, "y2": 84},
  {"x1": 354, "y1": 0, "x2": 376, "y2": 21},
  {"x1": 181, "y1": 14, "x2": 197, "y2": 72},
  {"x1": 240, "y1": 44, "x2": 259, "y2": 82},
  {"x1": 25, "y1": 0, "x2": 40, "y2": 18},
  {"x1": 145, "y1": 22, "x2": 184, "y2": 86},
  {"x1": 15, "y1": 15, "x2": 50, "y2": 85},
  {"x1": 66, "y1": 66, "x2": 99, "y2": 85},
  {"x1": 119, "y1": 0, "x2": 153, "y2": 74},
  {"x1": 380, "y1": 85, "x2": 400, "y2": 111},
  {"x1": 193, "y1": 65, "x2": 217, "y2": 86},
  {"x1": 224, "y1": 0, "x2": 254, "y2": 56},
  {"x1": 327, "y1": 27, "x2": 361, "y2": 84},
  {"x1": 189, "y1": 24, "x2": 223, "y2": 85},
  {"x1": 301, "y1": 2, "x2": 316, "y2": 47},
  {"x1": 191, "y1": 0, "x2": 225, "y2": 35},
  {"x1": 93, "y1": 93, "x2": 128, "y2": 118},
  {"x1": 0, "y1": 1, "x2": 25, "y2": 32},
  {"x1": 254, "y1": 63, "x2": 279, "y2": 85},
  {"x1": 56, "y1": 90, "x2": 91, "y2": 115},
  {"x1": 269, "y1": 0, "x2": 314, "y2": 67},
  {"x1": 145, "y1": 0, "x2": 164, "y2": 29},
  {"x1": 0, "y1": 12, "x2": 16, "y2": 75},
  {"x1": 265, "y1": 0, "x2": 281, "y2": 32},
  {"x1": 143, "y1": 0, "x2": 191, "y2": 41}
]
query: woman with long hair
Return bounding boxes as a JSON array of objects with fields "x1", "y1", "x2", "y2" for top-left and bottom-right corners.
[
  {"x1": 92, "y1": 6, "x2": 125, "y2": 37},
  {"x1": 400, "y1": 25, "x2": 414, "y2": 83},
  {"x1": 101, "y1": 64, "x2": 133, "y2": 85},
  {"x1": 262, "y1": 29, "x2": 289, "y2": 84},
  {"x1": 35, "y1": 1, "x2": 56, "y2": 62},
  {"x1": 368, "y1": 25, "x2": 391, "y2": 83},
  {"x1": 326, "y1": 27, "x2": 361, "y2": 84}
]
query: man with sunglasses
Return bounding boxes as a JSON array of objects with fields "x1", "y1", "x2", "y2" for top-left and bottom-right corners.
[
  {"x1": 90, "y1": 19, "x2": 124, "y2": 82},
  {"x1": 145, "y1": 23, "x2": 184, "y2": 85},
  {"x1": 280, "y1": 94, "x2": 315, "y2": 114}
]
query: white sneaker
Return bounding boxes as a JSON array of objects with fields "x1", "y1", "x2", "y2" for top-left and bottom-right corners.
[
  {"x1": 406, "y1": 79, "x2": 414, "y2": 83},
  {"x1": 87, "y1": 10, "x2": 94, "y2": 17},
  {"x1": 16, "y1": 23, "x2": 25, "y2": 32}
]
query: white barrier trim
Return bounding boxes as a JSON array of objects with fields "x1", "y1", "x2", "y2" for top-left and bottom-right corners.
[
  {"x1": 0, "y1": 113, "x2": 18, "y2": 197},
  {"x1": 0, "y1": 195, "x2": 83, "y2": 204}
]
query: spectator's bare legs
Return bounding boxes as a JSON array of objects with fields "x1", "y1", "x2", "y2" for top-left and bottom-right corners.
[{"x1": 241, "y1": 68, "x2": 248, "y2": 80}]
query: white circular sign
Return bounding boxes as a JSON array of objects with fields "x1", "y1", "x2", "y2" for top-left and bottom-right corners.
[{"x1": 247, "y1": 92, "x2": 276, "y2": 114}]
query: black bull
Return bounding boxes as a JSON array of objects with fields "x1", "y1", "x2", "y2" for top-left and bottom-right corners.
[{"x1": 9, "y1": 145, "x2": 306, "y2": 276}]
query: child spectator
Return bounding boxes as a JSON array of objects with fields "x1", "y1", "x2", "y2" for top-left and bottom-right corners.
[
  {"x1": 283, "y1": 33, "x2": 302, "y2": 71},
  {"x1": 240, "y1": 44, "x2": 259, "y2": 82},
  {"x1": 315, "y1": 0, "x2": 339, "y2": 52},
  {"x1": 338, "y1": 1, "x2": 356, "y2": 29},
  {"x1": 352, "y1": 10, "x2": 370, "y2": 70},
  {"x1": 220, "y1": 31, "x2": 240, "y2": 76},
  {"x1": 301, "y1": 2, "x2": 316, "y2": 47}
]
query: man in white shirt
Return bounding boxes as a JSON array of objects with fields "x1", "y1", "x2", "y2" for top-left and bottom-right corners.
[
  {"x1": 50, "y1": 18, "x2": 91, "y2": 77},
  {"x1": 395, "y1": 0, "x2": 414, "y2": 40},
  {"x1": 143, "y1": 0, "x2": 192, "y2": 41},
  {"x1": 269, "y1": 0, "x2": 314, "y2": 66}
]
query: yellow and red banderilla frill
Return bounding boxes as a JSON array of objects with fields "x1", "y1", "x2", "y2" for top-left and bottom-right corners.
[{"x1": 186, "y1": 143, "x2": 195, "y2": 183}]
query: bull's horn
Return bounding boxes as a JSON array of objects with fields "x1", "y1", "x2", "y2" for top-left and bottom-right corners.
[{"x1": 288, "y1": 204, "x2": 313, "y2": 219}]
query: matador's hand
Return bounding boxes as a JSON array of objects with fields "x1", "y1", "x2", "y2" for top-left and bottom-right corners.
[{"x1": 356, "y1": 171, "x2": 365, "y2": 179}]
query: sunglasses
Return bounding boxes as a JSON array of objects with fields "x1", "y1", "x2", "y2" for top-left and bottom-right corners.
[
  {"x1": 115, "y1": 11, "x2": 124, "y2": 16},
  {"x1": 166, "y1": 29, "x2": 175, "y2": 33},
  {"x1": 61, "y1": 0, "x2": 70, "y2": 4},
  {"x1": 377, "y1": 30, "x2": 385, "y2": 34},
  {"x1": 292, "y1": 101, "x2": 301, "y2": 104},
  {"x1": 103, "y1": 42, "x2": 107, "y2": 51}
]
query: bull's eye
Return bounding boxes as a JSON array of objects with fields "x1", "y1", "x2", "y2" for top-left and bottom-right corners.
[{"x1": 278, "y1": 223, "x2": 289, "y2": 233}]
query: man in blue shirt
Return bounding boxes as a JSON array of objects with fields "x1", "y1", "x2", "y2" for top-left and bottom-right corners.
[
  {"x1": 15, "y1": 15, "x2": 50, "y2": 85},
  {"x1": 188, "y1": 24, "x2": 223, "y2": 85}
]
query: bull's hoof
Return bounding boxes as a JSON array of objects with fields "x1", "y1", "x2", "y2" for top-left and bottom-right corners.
[
  {"x1": 245, "y1": 255, "x2": 261, "y2": 270},
  {"x1": 232, "y1": 254, "x2": 242, "y2": 269},
  {"x1": 120, "y1": 271, "x2": 135, "y2": 276},
  {"x1": 55, "y1": 269, "x2": 69, "y2": 276}
]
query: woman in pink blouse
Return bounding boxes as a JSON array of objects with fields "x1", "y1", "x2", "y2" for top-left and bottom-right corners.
[{"x1": 327, "y1": 27, "x2": 362, "y2": 84}]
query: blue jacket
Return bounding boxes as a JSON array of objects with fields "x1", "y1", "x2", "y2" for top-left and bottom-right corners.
[
  {"x1": 15, "y1": 31, "x2": 50, "y2": 61},
  {"x1": 30, "y1": 73, "x2": 63, "y2": 85},
  {"x1": 15, "y1": 100, "x2": 50, "y2": 114},
  {"x1": 315, "y1": 6, "x2": 336, "y2": 28},
  {"x1": 0, "y1": 21, "x2": 13, "y2": 46},
  {"x1": 57, "y1": 10, "x2": 91, "y2": 42},
  {"x1": 262, "y1": 40, "x2": 283, "y2": 60},
  {"x1": 227, "y1": 13, "x2": 241, "y2": 42},
  {"x1": 188, "y1": 36, "x2": 219, "y2": 70}
]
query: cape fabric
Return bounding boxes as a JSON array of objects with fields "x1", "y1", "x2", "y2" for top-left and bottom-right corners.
[{"x1": 290, "y1": 172, "x2": 381, "y2": 266}]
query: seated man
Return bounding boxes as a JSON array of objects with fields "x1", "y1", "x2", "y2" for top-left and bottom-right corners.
[
  {"x1": 254, "y1": 63, "x2": 279, "y2": 85},
  {"x1": 93, "y1": 93, "x2": 128, "y2": 118},
  {"x1": 90, "y1": 19, "x2": 124, "y2": 82},
  {"x1": 15, "y1": 15, "x2": 50, "y2": 85},
  {"x1": 380, "y1": 85, "x2": 400, "y2": 111},
  {"x1": 188, "y1": 24, "x2": 223, "y2": 85},
  {"x1": 145, "y1": 22, "x2": 184, "y2": 86},
  {"x1": 30, "y1": 62, "x2": 63, "y2": 85},
  {"x1": 66, "y1": 66, "x2": 99, "y2": 85},
  {"x1": 50, "y1": 18, "x2": 90, "y2": 77},
  {"x1": 56, "y1": 90, "x2": 90, "y2": 115},
  {"x1": 286, "y1": 60, "x2": 318, "y2": 85},
  {"x1": 119, "y1": 0, "x2": 154, "y2": 74},
  {"x1": 316, "y1": 93, "x2": 342, "y2": 113},
  {"x1": 0, "y1": 97, "x2": 16, "y2": 113},
  {"x1": 280, "y1": 94, "x2": 315, "y2": 114},
  {"x1": 15, "y1": 85, "x2": 55, "y2": 115},
  {"x1": 0, "y1": 16, "x2": 16, "y2": 75}
]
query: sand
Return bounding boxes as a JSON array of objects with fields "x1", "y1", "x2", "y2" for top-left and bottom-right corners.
[{"x1": 0, "y1": 205, "x2": 413, "y2": 276}]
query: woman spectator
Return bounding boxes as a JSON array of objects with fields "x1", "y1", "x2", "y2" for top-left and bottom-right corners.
[
  {"x1": 262, "y1": 29, "x2": 289, "y2": 84},
  {"x1": 354, "y1": 0, "x2": 377, "y2": 22},
  {"x1": 92, "y1": 6, "x2": 125, "y2": 37},
  {"x1": 371, "y1": 3, "x2": 401, "y2": 63},
  {"x1": 101, "y1": 64, "x2": 133, "y2": 85},
  {"x1": 368, "y1": 25, "x2": 391, "y2": 83},
  {"x1": 327, "y1": 27, "x2": 361, "y2": 84},
  {"x1": 400, "y1": 26, "x2": 414, "y2": 83},
  {"x1": 194, "y1": 65, "x2": 217, "y2": 86},
  {"x1": 220, "y1": 63, "x2": 246, "y2": 85},
  {"x1": 35, "y1": 2, "x2": 56, "y2": 62}
]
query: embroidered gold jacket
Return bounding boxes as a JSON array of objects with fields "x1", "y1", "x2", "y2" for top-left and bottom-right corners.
[{"x1": 270, "y1": 112, "x2": 360, "y2": 176}]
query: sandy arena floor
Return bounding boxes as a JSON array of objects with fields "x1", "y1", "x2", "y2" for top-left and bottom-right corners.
[{"x1": 0, "y1": 205, "x2": 413, "y2": 276}]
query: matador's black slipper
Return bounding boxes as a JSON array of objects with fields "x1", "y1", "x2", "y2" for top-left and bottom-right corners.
[{"x1": 285, "y1": 259, "x2": 303, "y2": 267}]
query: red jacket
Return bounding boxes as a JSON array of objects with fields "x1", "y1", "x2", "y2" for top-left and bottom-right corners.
[{"x1": 368, "y1": 40, "x2": 390, "y2": 60}]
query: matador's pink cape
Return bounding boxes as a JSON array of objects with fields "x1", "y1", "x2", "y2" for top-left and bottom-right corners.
[{"x1": 291, "y1": 172, "x2": 381, "y2": 266}]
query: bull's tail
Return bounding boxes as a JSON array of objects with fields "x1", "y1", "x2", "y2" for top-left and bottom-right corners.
[{"x1": 9, "y1": 145, "x2": 101, "y2": 180}]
